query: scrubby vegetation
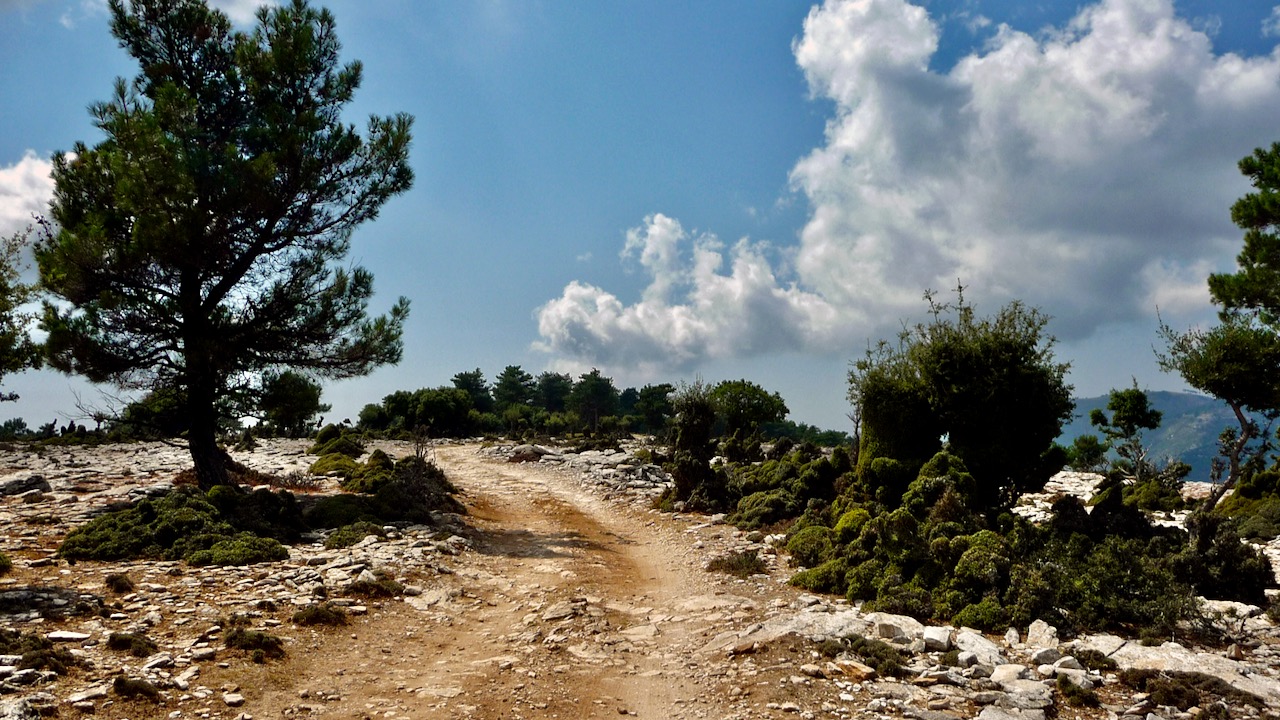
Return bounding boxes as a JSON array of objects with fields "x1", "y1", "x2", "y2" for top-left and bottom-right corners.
[
  {"x1": 292, "y1": 602, "x2": 349, "y2": 626},
  {"x1": 325, "y1": 521, "x2": 388, "y2": 549},
  {"x1": 706, "y1": 550, "x2": 768, "y2": 579},
  {"x1": 1119, "y1": 669, "x2": 1268, "y2": 712},
  {"x1": 816, "y1": 633, "x2": 908, "y2": 678},
  {"x1": 0, "y1": 629, "x2": 81, "y2": 674},
  {"x1": 107, "y1": 631, "x2": 158, "y2": 657},
  {"x1": 660, "y1": 291, "x2": 1280, "y2": 641},
  {"x1": 58, "y1": 485, "x2": 298, "y2": 565},
  {"x1": 57, "y1": 430, "x2": 463, "y2": 565},
  {"x1": 112, "y1": 676, "x2": 161, "y2": 700},
  {"x1": 104, "y1": 573, "x2": 134, "y2": 594},
  {"x1": 344, "y1": 568, "x2": 404, "y2": 598},
  {"x1": 224, "y1": 626, "x2": 285, "y2": 662}
]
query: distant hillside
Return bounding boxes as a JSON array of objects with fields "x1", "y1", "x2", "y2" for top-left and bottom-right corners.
[{"x1": 1058, "y1": 391, "x2": 1267, "y2": 481}]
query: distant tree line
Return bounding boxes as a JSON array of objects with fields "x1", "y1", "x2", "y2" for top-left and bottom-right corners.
[{"x1": 352, "y1": 366, "x2": 850, "y2": 445}]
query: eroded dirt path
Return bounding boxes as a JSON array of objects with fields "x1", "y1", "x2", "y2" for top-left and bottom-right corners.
[{"x1": 236, "y1": 444, "x2": 786, "y2": 720}]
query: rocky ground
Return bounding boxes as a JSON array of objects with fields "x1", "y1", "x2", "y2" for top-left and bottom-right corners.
[{"x1": 0, "y1": 439, "x2": 1274, "y2": 720}]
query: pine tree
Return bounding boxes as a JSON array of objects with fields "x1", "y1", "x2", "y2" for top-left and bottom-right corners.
[{"x1": 38, "y1": 0, "x2": 412, "y2": 487}]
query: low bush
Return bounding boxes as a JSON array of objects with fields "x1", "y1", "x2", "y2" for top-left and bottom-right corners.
[
  {"x1": 1056, "y1": 674, "x2": 1099, "y2": 707},
  {"x1": 112, "y1": 676, "x2": 161, "y2": 700},
  {"x1": 309, "y1": 434, "x2": 365, "y2": 459},
  {"x1": 789, "y1": 556, "x2": 850, "y2": 595},
  {"x1": 345, "y1": 569, "x2": 403, "y2": 598},
  {"x1": 309, "y1": 453, "x2": 360, "y2": 479},
  {"x1": 0, "y1": 629, "x2": 79, "y2": 674},
  {"x1": 313, "y1": 423, "x2": 342, "y2": 445},
  {"x1": 1118, "y1": 669, "x2": 1266, "y2": 711},
  {"x1": 339, "y1": 449, "x2": 396, "y2": 494},
  {"x1": 0, "y1": 552, "x2": 11, "y2": 576},
  {"x1": 1072, "y1": 648, "x2": 1117, "y2": 672},
  {"x1": 267, "y1": 470, "x2": 324, "y2": 492},
  {"x1": 104, "y1": 573, "x2": 134, "y2": 594},
  {"x1": 786, "y1": 525, "x2": 834, "y2": 568},
  {"x1": 821, "y1": 633, "x2": 908, "y2": 678},
  {"x1": 292, "y1": 602, "x2": 348, "y2": 626},
  {"x1": 706, "y1": 550, "x2": 768, "y2": 578},
  {"x1": 107, "y1": 632, "x2": 158, "y2": 657},
  {"x1": 224, "y1": 627, "x2": 285, "y2": 660},
  {"x1": 59, "y1": 485, "x2": 302, "y2": 565},
  {"x1": 186, "y1": 532, "x2": 289, "y2": 566},
  {"x1": 730, "y1": 489, "x2": 799, "y2": 530},
  {"x1": 325, "y1": 521, "x2": 387, "y2": 549}
]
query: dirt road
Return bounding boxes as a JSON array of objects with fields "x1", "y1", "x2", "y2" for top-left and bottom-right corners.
[{"x1": 232, "y1": 444, "x2": 798, "y2": 720}]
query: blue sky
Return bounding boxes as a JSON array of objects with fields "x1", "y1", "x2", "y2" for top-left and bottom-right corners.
[{"x1": 2, "y1": 0, "x2": 1280, "y2": 435}]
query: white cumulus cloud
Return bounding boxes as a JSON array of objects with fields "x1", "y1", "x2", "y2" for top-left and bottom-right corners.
[
  {"x1": 208, "y1": 0, "x2": 275, "y2": 25},
  {"x1": 535, "y1": 0, "x2": 1280, "y2": 375},
  {"x1": 0, "y1": 151, "x2": 55, "y2": 238}
]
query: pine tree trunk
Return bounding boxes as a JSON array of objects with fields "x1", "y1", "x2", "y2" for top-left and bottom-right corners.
[{"x1": 187, "y1": 367, "x2": 230, "y2": 490}]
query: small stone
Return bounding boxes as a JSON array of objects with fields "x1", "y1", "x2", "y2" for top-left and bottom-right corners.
[
  {"x1": 1030, "y1": 647, "x2": 1060, "y2": 665},
  {"x1": 1003, "y1": 627, "x2": 1020, "y2": 647},
  {"x1": 223, "y1": 692, "x2": 245, "y2": 707}
]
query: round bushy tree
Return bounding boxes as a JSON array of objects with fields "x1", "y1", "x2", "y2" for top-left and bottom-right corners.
[{"x1": 849, "y1": 289, "x2": 1073, "y2": 511}]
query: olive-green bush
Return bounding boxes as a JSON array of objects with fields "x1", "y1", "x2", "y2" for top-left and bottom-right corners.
[
  {"x1": 786, "y1": 525, "x2": 834, "y2": 568},
  {"x1": 59, "y1": 485, "x2": 301, "y2": 565},
  {"x1": 324, "y1": 521, "x2": 387, "y2": 549}
]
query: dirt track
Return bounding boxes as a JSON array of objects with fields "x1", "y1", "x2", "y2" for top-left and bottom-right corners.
[{"x1": 227, "y1": 444, "x2": 798, "y2": 720}]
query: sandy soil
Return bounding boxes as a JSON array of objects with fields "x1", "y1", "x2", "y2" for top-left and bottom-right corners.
[{"x1": 198, "y1": 444, "x2": 797, "y2": 720}]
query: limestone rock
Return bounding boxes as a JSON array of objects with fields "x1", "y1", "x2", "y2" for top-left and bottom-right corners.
[
  {"x1": 923, "y1": 626, "x2": 952, "y2": 652},
  {"x1": 955, "y1": 629, "x2": 1006, "y2": 667},
  {"x1": 1024, "y1": 620, "x2": 1057, "y2": 649}
]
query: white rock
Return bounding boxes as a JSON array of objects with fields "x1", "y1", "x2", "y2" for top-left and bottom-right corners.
[
  {"x1": 923, "y1": 626, "x2": 952, "y2": 652},
  {"x1": 954, "y1": 629, "x2": 1006, "y2": 667}
]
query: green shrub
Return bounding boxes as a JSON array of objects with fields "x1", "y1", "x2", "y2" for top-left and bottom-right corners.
[
  {"x1": 1124, "y1": 473, "x2": 1186, "y2": 513},
  {"x1": 305, "y1": 494, "x2": 375, "y2": 528},
  {"x1": 951, "y1": 595, "x2": 1008, "y2": 632},
  {"x1": 835, "y1": 633, "x2": 908, "y2": 678},
  {"x1": 1056, "y1": 674, "x2": 1099, "y2": 707},
  {"x1": 187, "y1": 532, "x2": 288, "y2": 566},
  {"x1": 107, "y1": 632, "x2": 158, "y2": 657},
  {"x1": 730, "y1": 489, "x2": 798, "y2": 530},
  {"x1": 309, "y1": 434, "x2": 364, "y2": 458},
  {"x1": 1072, "y1": 647, "x2": 1117, "y2": 672},
  {"x1": 340, "y1": 448, "x2": 397, "y2": 494},
  {"x1": 867, "y1": 579, "x2": 933, "y2": 619},
  {"x1": 786, "y1": 525, "x2": 834, "y2": 568},
  {"x1": 309, "y1": 452, "x2": 360, "y2": 479},
  {"x1": 345, "y1": 569, "x2": 404, "y2": 598},
  {"x1": 834, "y1": 508, "x2": 871, "y2": 544},
  {"x1": 224, "y1": 627, "x2": 285, "y2": 659},
  {"x1": 0, "y1": 629, "x2": 79, "y2": 675},
  {"x1": 104, "y1": 572, "x2": 134, "y2": 594},
  {"x1": 0, "y1": 552, "x2": 11, "y2": 576},
  {"x1": 374, "y1": 456, "x2": 463, "y2": 522},
  {"x1": 60, "y1": 485, "x2": 302, "y2": 565},
  {"x1": 325, "y1": 521, "x2": 387, "y2": 549},
  {"x1": 1119, "y1": 670, "x2": 1266, "y2": 711},
  {"x1": 789, "y1": 556, "x2": 850, "y2": 595},
  {"x1": 292, "y1": 602, "x2": 348, "y2": 626},
  {"x1": 1234, "y1": 500, "x2": 1280, "y2": 539},
  {"x1": 112, "y1": 676, "x2": 160, "y2": 700},
  {"x1": 707, "y1": 550, "x2": 768, "y2": 578},
  {"x1": 313, "y1": 423, "x2": 342, "y2": 445}
]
